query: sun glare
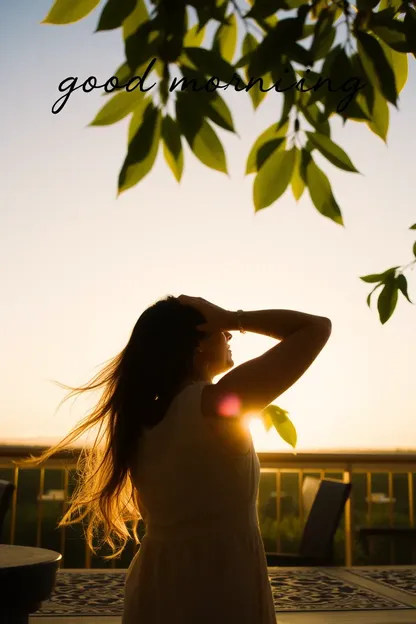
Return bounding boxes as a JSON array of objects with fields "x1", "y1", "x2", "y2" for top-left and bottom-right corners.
[{"x1": 246, "y1": 416, "x2": 287, "y2": 452}]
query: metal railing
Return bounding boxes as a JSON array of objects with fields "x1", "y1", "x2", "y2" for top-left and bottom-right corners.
[{"x1": 1, "y1": 446, "x2": 415, "y2": 568}]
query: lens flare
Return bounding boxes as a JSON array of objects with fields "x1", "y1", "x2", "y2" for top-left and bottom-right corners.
[
  {"x1": 217, "y1": 393, "x2": 241, "y2": 417},
  {"x1": 248, "y1": 417, "x2": 286, "y2": 451}
]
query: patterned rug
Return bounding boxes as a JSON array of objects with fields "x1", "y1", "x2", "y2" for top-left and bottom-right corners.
[
  {"x1": 268, "y1": 570, "x2": 412, "y2": 612},
  {"x1": 30, "y1": 570, "x2": 413, "y2": 617},
  {"x1": 350, "y1": 568, "x2": 416, "y2": 597}
]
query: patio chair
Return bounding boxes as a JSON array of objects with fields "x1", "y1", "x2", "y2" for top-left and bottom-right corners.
[
  {"x1": 266, "y1": 477, "x2": 352, "y2": 567},
  {"x1": 0, "y1": 479, "x2": 15, "y2": 543}
]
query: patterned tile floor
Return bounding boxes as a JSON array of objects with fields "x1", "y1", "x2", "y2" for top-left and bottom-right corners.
[{"x1": 28, "y1": 566, "x2": 416, "y2": 624}]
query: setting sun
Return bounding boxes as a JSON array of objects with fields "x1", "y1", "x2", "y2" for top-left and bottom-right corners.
[{"x1": 247, "y1": 417, "x2": 289, "y2": 453}]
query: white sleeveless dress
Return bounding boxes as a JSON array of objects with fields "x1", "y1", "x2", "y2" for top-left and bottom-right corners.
[{"x1": 122, "y1": 381, "x2": 276, "y2": 624}]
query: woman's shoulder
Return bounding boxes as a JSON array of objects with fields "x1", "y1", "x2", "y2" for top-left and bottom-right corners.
[{"x1": 201, "y1": 383, "x2": 253, "y2": 456}]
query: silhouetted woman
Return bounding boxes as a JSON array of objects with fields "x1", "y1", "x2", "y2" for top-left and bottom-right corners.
[{"x1": 21, "y1": 294, "x2": 331, "y2": 624}]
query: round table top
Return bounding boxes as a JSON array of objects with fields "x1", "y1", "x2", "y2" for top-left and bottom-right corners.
[{"x1": 0, "y1": 545, "x2": 62, "y2": 569}]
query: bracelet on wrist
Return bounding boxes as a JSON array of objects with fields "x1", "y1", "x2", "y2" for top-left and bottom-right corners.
[{"x1": 236, "y1": 310, "x2": 246, "y2": 334}]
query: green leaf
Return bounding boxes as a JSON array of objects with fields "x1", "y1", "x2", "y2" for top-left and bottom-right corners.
[
  {"x1": 90, "y1": 86, "x2": 146, "y2": 126},
  {"x1": 261, "y1": 409, "x2": 274, "y2": 432},
  {"x1": 125, "y1": 21, "x2": 163, "y2": 70},
  {"x1": 353, "y1": 67, "x2": 389, "y2": 142},
  {"x1": 378, "y1": 0, "x2": 402, "y2": 10},
  {"x1": 404, "y1": 8, "x2": 416, "y2": 54},
  {"x1": 360, "y1": 267, "x2": 399, "y2": 283},
  {"x1": 274, "y1": 416, "x2": 298, "y2": 448},
  {"x1": 301, "y1": 24, "x2": 316, "y2": 40},
  {"x1": 203, "y1": 93, "x2": 235, "y2": 133},
  {"x1": 118, "y1": 103, "x2": 161, "y2": 194},
  {"x1": 161, "y1": 115, "x2": 183, "y2": 182},
  {"x1": 183, "y1": 47, "x2": 241, "y2": 85},
  {"x1": 242, "y1": 32, "x2": 259, "y2": 62},
  {"x1": 413, "y1": 241, "x2": 416, "y2": 258},
  {"x1": 286, "y1": 41, "x2": 314, "y2": 66},
  {"x1": 410, "y1": 223, "x2": 416, "y2": 230},
  {"x1": 123, "y1": 0, "x2": 147, "y2": 40},
  {"x1": 310, "y1": 8, "x2": 336, "y2": 62},
  {"x1": 313, "y1": 25, "x2": 336, "y2": 61},
  {"x1": 372, "y1": 24, "x2": 410, "y2": 54},
  {"x1": 377, "y1": 278, "x2": 399, "y2": 324},
  {"x1": 96, "y1": 0, "x2": 135, "y2": 31},
  {"x1": 356, "y1": 31, "x2": 398, "y2": 105},
  {"x1": 361, "y1": 275, "x2": 382, "y2": 284},
  {"x1": 246, "y1": 0, "x2": 284, "y2": 19},
  {"x1": 183, "y1": 24, "x2": 206, "y2": 47},
  {"x1": 174, "y1": 71, "x2": 235, "y2": 132},
  {"x1": 277, "y1": 65, "x2": 297, "y2": 124},
  {"x1": 308, "y1": 45, "x2": 352, "y2": 113},
  {"x1": 246, "y1": 120, "x2": 289, "y2": 174},
  {"x1": 42, "y1": 0, "x2": 101, "y2": 23},
  {"x1": 248, "y1": 19, "x2": 303, "y2": 76},
  {"x1": 253, "y1": 148, "x2": 296, "y2": 212},
  {"x1": 127, "y1": 96, "x2": 151, "y2": 143},
  {"x1": 388, "y1": 48, "x2": 408, "y2": 94},
  {"x1": 213, "y1": 13, "x2": 238, "y2": 63},
  {"x1": 288, "y1": 0, "x2": 310, "y2": 7},
  {"x1": 196, "y1": 1, "x2": 227, "y2": 30},
  {"x1": 366, "y1": 283, "x2": 383, "y2": 307},
  {"x1": 157, "y1": 4, "x2": 187, "y2": 64},
  {"x1": 311, "y1": 0, "x2": 328, "y2": 20},
  {"x1": 361, "y1": 275, "x2": 383, "y2": 284},
  {"x1": 377, "y1": 40, "x2": 408, "y2": 94},
  {"x1": 257, "y1": 12, "x2": 279, "y2": 31},
  {"x1": 261, "y1": 405, "x2": 297, "y2": 449},
  {"x1": 297, "y1": 94, "x2": 331, "y2": 136},
  {"x1": 365, "y1": 88, "x2": 390, "y2": 142},
  {"x1": 357, "y1": 0, "x2": 380, "y2": 10},
  {"x1": 176, "y1": 95, "x2": 227, "y2": 174},
  {"x1": 305, "y1": 132, "x2": 359, "y2": 173},
  {"x1": 397, "y1": 274, "x2": 412, "y2": 303},
  {"x1": 101, "y1": 62, "x2": 134, "y2": 96},
  {"x1": 247, "y1": 73, "x2": 272, "y2": 110},
  {"x1": 305, "y1": 154, "x2": 344, "y2": 225},
  {"x1": 340, "y1": 98, "x2": 371, "y2": 123},
  {"x1": 247, "y1": 35, "x2": 276, "y2": 76},
  {"x1": 253, "y1": 138, "x2": 286, "y2": 173},
  {"x1": 241, "y1": 33, "x2": 272, "y2": 109},
  {"x1": 291, "y1": 147, "x2": 305, "y2": 202}
]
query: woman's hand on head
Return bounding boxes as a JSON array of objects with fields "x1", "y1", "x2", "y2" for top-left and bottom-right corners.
[{"x1": 177, "y1": 295, "x2": 235, "y2": 332}]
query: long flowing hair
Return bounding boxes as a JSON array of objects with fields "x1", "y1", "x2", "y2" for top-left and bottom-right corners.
[{"x1": 16, "y1": 296, "x2": 207, "y2": 559}]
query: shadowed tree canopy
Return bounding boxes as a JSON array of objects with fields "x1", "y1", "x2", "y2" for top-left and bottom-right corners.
[{"x1": 43, "y1": 0, "x2": 416, "y2": 324}]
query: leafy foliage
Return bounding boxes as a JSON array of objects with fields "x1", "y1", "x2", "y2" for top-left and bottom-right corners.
[
  {"x1": 360, "y1": 221, "x2": 416, "y2": 323},
  {"x1": 43, "y1": 0, "x2": 416, "y2": 323},
  {"x1": 261, "y1": 404, "x2": 298, "y2": 448}
]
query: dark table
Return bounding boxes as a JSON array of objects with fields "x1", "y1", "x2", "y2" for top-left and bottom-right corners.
[
  {"x1": 357, "y1": 527, "x2": 416, "y2": 561},
  {"x1": 0, "y1": 545, "x2": 62, "y2": 624}
]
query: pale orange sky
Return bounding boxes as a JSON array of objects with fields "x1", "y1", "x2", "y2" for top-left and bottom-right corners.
[{"x1": 1, "y1": 1, "x2": 415, "y2": 451}]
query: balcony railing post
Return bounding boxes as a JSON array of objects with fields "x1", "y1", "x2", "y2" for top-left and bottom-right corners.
[
  {"x1": 36, "y1": 468, "x2": 45, "y2": 547},
  {"x1": 10, "y1": 466, "x2": 19, "y2": 545},
  {"x1": 275, "y1": 470, "x2": 281, "y2": 552},
  {"x1": 366, "y1": 472, "x2": 372, "y2": 526},
  {"x1": 343, "y1": 466, "x2": 352, "y2": 567},
  {"x1": 60, "y1": 467, "x2": 69, "y2": 566},
  {"x1": 298, "y1": 470, "x2": 304, "y2": 529},
  {"x1": 409, "y1": 472, "x2": 414, "y2": 528}
]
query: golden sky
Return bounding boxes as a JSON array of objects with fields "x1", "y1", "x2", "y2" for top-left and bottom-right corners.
[{"x1": 1, "y1": 1, "x2": 415, "y2": 451}]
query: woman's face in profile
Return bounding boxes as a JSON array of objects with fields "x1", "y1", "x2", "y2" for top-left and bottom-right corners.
[{"x1": 202, "y1": 330, "x2": 234, "y2": 376}]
